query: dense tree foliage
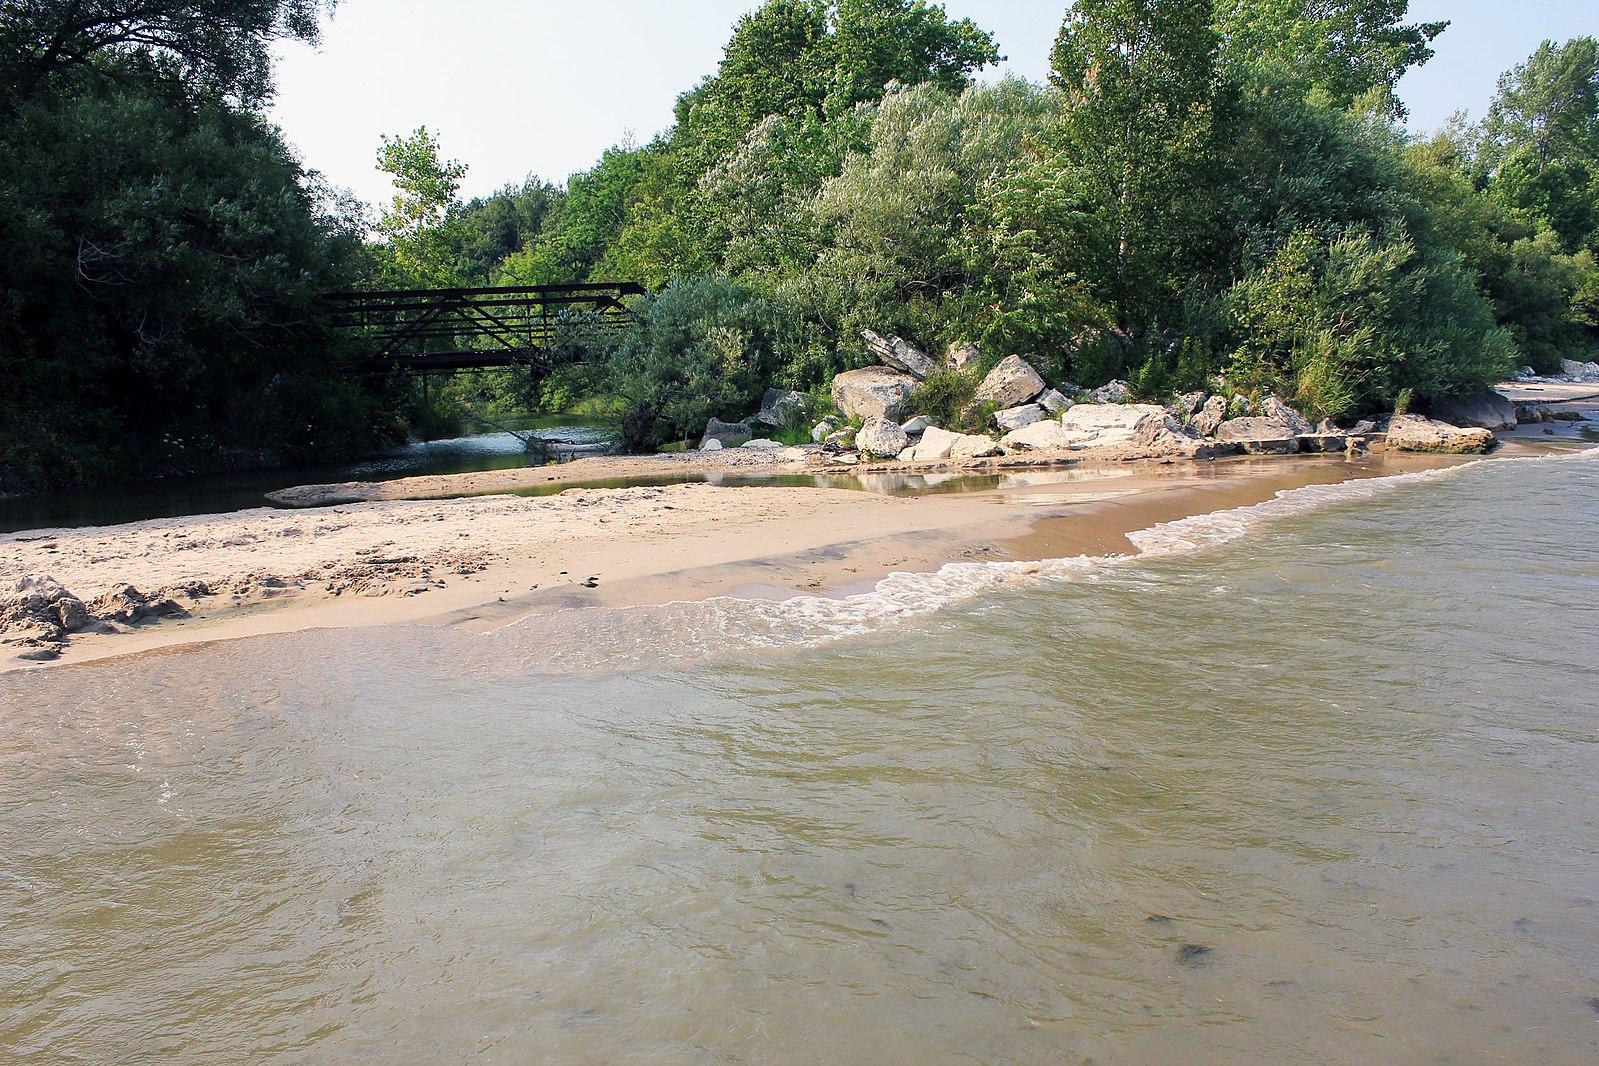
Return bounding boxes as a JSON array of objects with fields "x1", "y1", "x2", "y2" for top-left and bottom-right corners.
[
  {"x1": 385, "y1": 0, "x2": 1591, "y2": 444},
  {"x1": 8, "y1": 1, "x2": 1598, "y2": 486},
  {"x1": 0, "y1": 0, "x2": 394, "y2": 493}
]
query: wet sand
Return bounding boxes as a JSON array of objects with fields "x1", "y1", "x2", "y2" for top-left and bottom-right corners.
[{"x1": 1, "y1": 446, "x2": 1491, "y2": 674}]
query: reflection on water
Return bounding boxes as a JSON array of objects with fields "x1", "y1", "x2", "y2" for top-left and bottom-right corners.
[
  {"x1": 437, "y1": 464, "x2": 1141, "y2": 505},
  {"x1": 1, "y1": 451, "x2": 1597, "y2": 1063},
  {"x1": 0, "y1": 417, "x2": 615, "y2": 534}
]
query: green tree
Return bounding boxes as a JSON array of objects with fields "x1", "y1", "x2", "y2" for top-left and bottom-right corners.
[
  {"x1": 0, "y1": 75, "x2": 383, "y2": 491},
  {"x1": 1045, "y1": 0, "x2": 1221, "y2": 331},
  {"x1": 1479, "y1": 37, "x2": 1599, "y2": 171},
  {"x1": 1216, "y1": 0, "x2": 1446, "y2": 117},
  {"x1": 0, "y1": 0, "x2": 332, "y2": 106},
  {"x1": 374, "y1": 126, "x2": 470, "y2": 287},
  {"x1": 810, "y1": 77, "x2": 1058, "y2": 349},
  {"x1": 603, "y1": 278, "x2": 786, "y2": 450}
]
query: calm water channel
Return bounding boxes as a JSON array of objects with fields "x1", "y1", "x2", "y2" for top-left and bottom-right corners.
[
  {"x1": 0, "y1": 418, "x2": 614, "y2": 534},
  {"x1": 2, "y1": 448, "x2": 1596, "y2": 1063}
]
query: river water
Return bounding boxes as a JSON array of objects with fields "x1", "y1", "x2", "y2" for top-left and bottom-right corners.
[
  {"x1": 2, "y1": 448, "x2": 1596, "y2": 1063},
  {"x1": 0, "y1": 419, "x2": 615, "y2": 534}
]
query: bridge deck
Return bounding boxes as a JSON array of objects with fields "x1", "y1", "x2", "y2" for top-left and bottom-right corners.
[{"x1": 325, "y1": 282, "x2": 645, "y2": 374}]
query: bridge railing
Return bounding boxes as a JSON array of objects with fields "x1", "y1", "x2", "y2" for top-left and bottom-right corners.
[{"x1": 324, "y1": 282, "x2": 646, "y2": 374}]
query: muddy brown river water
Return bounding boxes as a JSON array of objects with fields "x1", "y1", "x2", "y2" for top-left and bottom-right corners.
[{"x1": 2, "y1": 448, "x2": 1597, "y2": 1063}]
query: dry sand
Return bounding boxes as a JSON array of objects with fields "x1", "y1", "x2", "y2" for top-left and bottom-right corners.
[{"x1": 2, "y1": 448, "x2": 1480, "y2": 673}]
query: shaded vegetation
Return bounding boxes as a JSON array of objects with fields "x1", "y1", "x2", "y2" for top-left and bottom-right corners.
[{"x1": 4, "y1": 1, "x2": 1597, "y2": 492}]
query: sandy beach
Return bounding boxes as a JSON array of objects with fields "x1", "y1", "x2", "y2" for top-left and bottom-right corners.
[{"x1": 0, "y1": 444, "x2": 1492, "y2": 673}]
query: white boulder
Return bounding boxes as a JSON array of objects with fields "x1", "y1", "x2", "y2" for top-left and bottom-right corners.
[
  {"x1": 974, "y1": 356, "x2": 1046, "y2": 410},
  {"x1": 912, "y1": 426, "x2": 960, "y2": 461},
  {"x1": 831, "y1": 366, "x2": 920, "y2": 421},
  {"x1": 950, "y1": 434, "x2": 1002, "y2": 459},
  {"x1": 994, "y1": 404, "x2": 1046, "y2": 432},
  {"x1": 1059, "y1": 403, "x2": 1165, "y2": 446},
  {"x1": 1261, "y1": 396, "x2": 1314, "y2": 435},
  {"x1": 1089, "y1": 380, "x2": 1131, "y2": 404},
  {"x1": 1000, "y1": 421, "x2": 1097, "y2": 452},
  {"x1": 1385, "y1": 414, "x2": 1496, "y2": 454},
  {"x1": 1191, "y1": 395, "x2": 1228, "y2": 436},
  {"x1": 856, "y1": 417, "x2": 911, "y2": 459},
  {"x1": 1561, "y1": 359, "x2": 1599, "y2": 383},
  {"x1": 862, "y1": 329, "x2": 937, "y2": 380},
  {"x1": 1037, "y1": 388, "x2": 1070, "y2": 416}
]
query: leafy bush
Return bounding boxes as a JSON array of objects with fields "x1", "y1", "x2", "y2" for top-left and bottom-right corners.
[
  {"x1": 905, "y1": 368, "x2": 986, "y2": 432},
  {"x1": 1225, "y1": 227, "x2": 1514, "y2": 419},
  {"x1": 604, "y1": 277, "x2": 783, "y2": 450}
]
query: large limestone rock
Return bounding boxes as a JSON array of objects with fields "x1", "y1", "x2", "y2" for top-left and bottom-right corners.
[
  {"x1": 1119, "y1": 414, "x2": 1239, "y2": 460},
  {"x1": 1057, "y1": 403, "x2": 1165, "y2": 447},
  {"x1": 1191, "y1": 395, "x2": 1228, "y2": 436},
  {"x1": 950, "y1": 433, "x2": 1002, "y2": 459},
  {"x1": 912, "y1": 426, "x2": 960, "y2": 461},
  {"x1": 974, "y1": 356, "x2": 1046, "y2": 410},
  {"x1": 1560, "y1": 359, "x2": 1599, "y2": 382},
  {"x1": 856, "y1": 417, "x2": 911, "y2": 459},
  {"x1": 1216, "y1": 417, "x2": 1299, "y2": 454},
  {"x1": 700, "y1": 417, "x2": 753, "y2": 449},
  {"x1": 1429, "y1": 390, "x2": 1517, "y2": 431},
  {"x1": 1000, "y1": 421, "x2": 1097, "y2": 452},
  {"x1": 994, "y1": 404, "x2": 1046, "y2": 432},
  {"x1": 1385, "y1": 414, "x2": 1496, "y2": 454},
  {"x1": 900, "y1": 415, "x2": 933, "y2": 436},
  {"x1": 755, "y1": 388, "x2": 810, "y2": 428},
  {"x1": 1295, "y1": 433, "x2": 1349, "y2": 453},
  {"x1": 1261, "y1": 396, "x2": 1314, "y2": 435},
  {"x1": 832, "y1": 366, "x2": 919, "y2": 421},
  {"x1": 1172, "y1": 391, "x2": 1208, "y2": 417},
  {"x1": 862, "y1": 329, "x2": 937, "y2": 380}
]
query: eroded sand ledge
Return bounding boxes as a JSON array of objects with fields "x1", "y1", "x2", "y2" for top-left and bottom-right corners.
[{"x1": 2, "y1": 448, "x2": 1482, "y2": 673}]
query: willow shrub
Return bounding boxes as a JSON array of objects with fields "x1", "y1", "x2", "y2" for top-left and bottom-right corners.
[{"x1": 1225, "y1": 227, "x2": 1515, "y2": 419}]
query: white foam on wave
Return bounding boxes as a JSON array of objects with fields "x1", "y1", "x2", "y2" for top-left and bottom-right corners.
[{"x1": 496, "y1": 445, "x2": 1599, "y2": 665}]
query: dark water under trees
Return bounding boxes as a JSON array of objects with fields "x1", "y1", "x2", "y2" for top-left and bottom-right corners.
[{"x1": 0, "y1": 418, "x2": 615, "y2": 535}]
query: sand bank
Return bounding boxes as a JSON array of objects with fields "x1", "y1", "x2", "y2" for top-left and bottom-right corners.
[{"x1": 2, "y1": 449, "x2": 1478, "y2": 673}]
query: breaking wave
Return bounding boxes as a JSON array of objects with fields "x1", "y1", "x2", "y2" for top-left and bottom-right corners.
[{"x1": 491, "y1": 446, "x2": 1597, "y2": 671}]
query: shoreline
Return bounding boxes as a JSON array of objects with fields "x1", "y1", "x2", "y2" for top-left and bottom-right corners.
[{"x1": 0, "y1": 444, "x2": 1513, "y2": 675}]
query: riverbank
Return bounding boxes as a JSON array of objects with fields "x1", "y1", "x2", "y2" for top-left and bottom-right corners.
[{"x1": 1, "y1": 446, "x2": 1493, "y2": 673}]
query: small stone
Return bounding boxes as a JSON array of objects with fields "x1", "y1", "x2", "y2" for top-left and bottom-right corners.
[{"x1": 946, "y1": 341, "x2": 981, "y2": 371}]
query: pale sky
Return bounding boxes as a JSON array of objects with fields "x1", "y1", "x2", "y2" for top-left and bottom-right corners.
[{"x1": 268, "y1": 0, "x2": 1597, "y2": 210}]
